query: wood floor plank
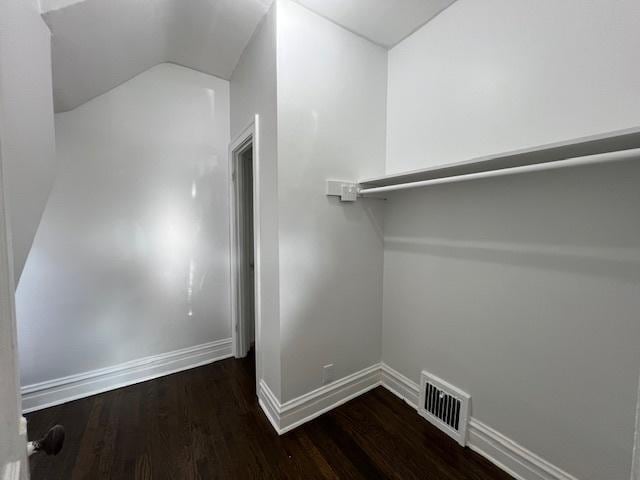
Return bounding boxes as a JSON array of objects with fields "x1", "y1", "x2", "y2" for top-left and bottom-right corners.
[{"x1": 27, "y1": 353, "x2": 513, "y2": 480}]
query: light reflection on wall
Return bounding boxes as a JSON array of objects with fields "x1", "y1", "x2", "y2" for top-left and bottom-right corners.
[
  {"x1": 187, "y1": 258, "x2": 195, "y2": 317},
  {"x1": 154, "y1": 205, "x2": 195, "y2": 280},
  {"x1": 16, "y1": 64, "x2": 231, "y2": 385}
]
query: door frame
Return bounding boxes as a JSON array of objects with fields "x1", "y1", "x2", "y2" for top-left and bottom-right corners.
[
  {"x1": 633, "y1": 373, "x2": 640, "y2": 480},
  {"x1": 0, "y1": 137, "x2": 29, "y2": 477},
  {"x1": 228, "y1": 115, "x2": 262, "y2": 388}
]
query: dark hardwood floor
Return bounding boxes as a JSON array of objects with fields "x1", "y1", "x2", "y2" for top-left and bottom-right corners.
[{"x1": 27, "y1": 353, "x2": 513, "y2": 479}]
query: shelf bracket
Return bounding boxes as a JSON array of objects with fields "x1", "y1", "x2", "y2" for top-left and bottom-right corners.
[{"x1": 326, "y1": 180, "x2": 358, "y2": 202}]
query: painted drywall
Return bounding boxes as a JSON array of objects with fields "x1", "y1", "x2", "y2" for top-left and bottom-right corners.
[
  {"x1": 230, "y1": 4, "x2": 282, "y2": 398},
  {"x1": 383, "y1": 1, "x2": 640, "y2": 479},
  {"x1": 382, "y1": 169, "x2": 640, "y2": 480},
  {"x1": 0, "y1": 0, "x2": 56, "y2": 286},
  {"x1": 387, "y1": 0, "x2": 640, "y2": 174},
  {"x1": 276, "y1": 0, "x2": 386, "y2": 401},
  {"x1": 17, "y1": 63, "x2": 231, "y2": 387}
]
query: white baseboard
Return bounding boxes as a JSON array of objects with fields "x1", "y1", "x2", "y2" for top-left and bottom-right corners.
[
  {"x1": 21, "y1": 351, "x2": 582, "y2": 480},
  {"x1": 258, "y1": 363, "x2": 382, "y2": 435},
  {"x1": 1, "y1": 461, "x2": 20, "y2": 480},
  {"x1": 258, "y1": 387, "x2": 282, "y2": 433},
  {"x1": 468, "y1": 419, "x2": 579, "y2": 480},
  {"x1": 380, "y1": 362, "x2": 420, "y2": 408},
  {"x1": 632, "y1": 374, "x2": 640, "y2": 480},
  {"x1": 21, "y1": 338, "x2": 233, "y2": 413},
  {"x1": 380, "y1": 362, "x2": 578, "y2": 480}
]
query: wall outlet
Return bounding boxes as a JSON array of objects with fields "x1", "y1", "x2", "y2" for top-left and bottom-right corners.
[{"x1": 322, "y1": 364, "x2": 334, "y2": 385}]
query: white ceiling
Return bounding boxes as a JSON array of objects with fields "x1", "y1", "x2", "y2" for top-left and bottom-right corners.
[
  {"x1": 293, "y1": 0, "x2": 456, "y2": 48},
  {"x1": 43, "y1": 0, "x2": 455, "y2": 112},
  {"x1": 43, "y1": 0, "x2": 273, "y2": 112}
]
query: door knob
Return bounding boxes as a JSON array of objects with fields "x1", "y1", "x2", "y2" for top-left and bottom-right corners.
[{"x1": 27, "y1": 425, "x2": 65, "y2": 457}]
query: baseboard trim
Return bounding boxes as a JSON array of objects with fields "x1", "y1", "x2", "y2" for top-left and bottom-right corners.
[
  {"x1": 258, "y1": 383, "x2": 283, "y2": 433},
  {"x1": 380, "y1": 362, "x2": 420, "y2": 408},
  {"x1": 468, "y1": 419, "x2": 579, "y2": 480},
  {"x1": 22, "y1": 338, "x2": 233, "y2": 413},
  {"x1": 1, "y1": 461, "x2": 20, "y2": 480},
  {"x1": 258, "y1": 363, "x2": 382, "y2": 435},
  {"x1": 22, "y1": 352, "x2": 581, "y2": 480},
  {"x1": 380, "y1": 363, "x2": 578, "y2": 480},
  {"x1": 632, "y1": 373, "x2": 640, "y2": 480}
]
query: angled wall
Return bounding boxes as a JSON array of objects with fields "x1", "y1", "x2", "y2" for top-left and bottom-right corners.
[
  {"x1": 42, "y1": 0, "x2": 273, "y2": 112},
  {"x1": 0, "y1": 0, "x2": 55, "y2": 473},
  {"x1": 17, "y1": 64, "x2": 232, "y2": 398},
  {"x1": 0, "y1": 0, "x2": 56, "y2": 286}
]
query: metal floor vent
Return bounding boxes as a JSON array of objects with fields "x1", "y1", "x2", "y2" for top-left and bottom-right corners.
[{"x1": 418, "y1": 371, "x2": 471, "y2": 446}]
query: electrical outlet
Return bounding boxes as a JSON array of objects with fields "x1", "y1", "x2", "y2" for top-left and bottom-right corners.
[{"x1": 322, "y1": 364, "x2": 334, "y2": 385}]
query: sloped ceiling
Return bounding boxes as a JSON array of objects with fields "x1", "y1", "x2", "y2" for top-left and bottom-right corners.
[
  {"x1": 43, "y1": 0, "x2": 456, "y2": 112},
  {"x1": 43, "y1": 0, "x2": 274, "y2": 112},
  {"x1": 292, "y1": 0, "x2": 456, "y2": 48}
]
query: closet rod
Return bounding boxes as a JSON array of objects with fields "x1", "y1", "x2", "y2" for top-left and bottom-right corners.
[{"x1": 358, "y1": 147, "x2": 640, "y2": 195}]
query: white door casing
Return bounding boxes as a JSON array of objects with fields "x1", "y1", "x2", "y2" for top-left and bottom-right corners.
[
  {"x1": 229, "y1": 115, "x2": 262, "y2": 393},
  {"x1": 0, "y1": 140, "x2": 29, "y2": 478}
]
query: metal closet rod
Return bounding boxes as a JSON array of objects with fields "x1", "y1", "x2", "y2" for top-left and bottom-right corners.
[{"x1": 357, "y1": 147, "x2": 640, "y2": 195}]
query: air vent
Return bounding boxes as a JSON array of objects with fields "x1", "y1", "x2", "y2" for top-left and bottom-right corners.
[{"x1": 418, "y1": 371, "x2": 470, "y2": 446}]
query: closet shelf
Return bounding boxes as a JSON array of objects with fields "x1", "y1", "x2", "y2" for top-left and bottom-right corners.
[{"x1": 357, "y1": 127, "x2": 640, "y2": 195}]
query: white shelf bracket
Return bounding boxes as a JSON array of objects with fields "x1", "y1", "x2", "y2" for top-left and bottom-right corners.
[{"x1": 326, "y1": 180, "x2": 358, "y2": 202}]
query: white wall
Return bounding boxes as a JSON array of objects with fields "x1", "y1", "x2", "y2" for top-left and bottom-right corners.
[
  {"x1": 383, "y1": 1, "x2": 640, "y2": 479},
  {"x1": 387, "y1": 0, "x2": 640, "y2": 173},
  {"x1": 230, "y1": 4, "x2": 282, "y2": 398},
  {"x1": 0, "y1": 0, "x2": 56, "y2": 285},
  {"x1": 17, "y1": 63, "x2": 231, "y2": 387},
  {"x1": 276, "y1": 0, "x2": 387, "y2": 401}
]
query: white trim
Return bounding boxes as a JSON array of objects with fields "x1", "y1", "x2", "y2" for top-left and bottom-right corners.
[
  {"x1": 18, "y1": 417, "x2": 26, "y2": 437},
  {"x1": 228, "y1": 115, "x2": 262, "y2": 396},
  {"x1": 380, "y1": 363, "x2": 579, "y2": 480},
  {"x1": 380, "y1": 362, "x2": 420, "y2": 408},
  {"x1": 468, "y1": 420, "x2": 579, "y2": 480},
  {"x1": 1, "y1": 461, "x2": 20, "y2": 480},
  {"x1": 257, "y1": 382, "x2": 282, "y2": 433},
  {"x1": 632, "y1": 371, "x2": 640, "y2": 480},
  {"x1": 258, "y1": 363, "x2": 382, "y2": 435},
  {"x1": 19, "y1": 354, "x2": 586, "y2": 480},
  {"x1": 0, "y1": 120, "x2": 28, "y2": 476},
  {"x1": 21, "y1": 338, "x2": 232, "y2": 413},
  {"x1": 229, "y1": 125, "x2": 254, "y2": 359}
]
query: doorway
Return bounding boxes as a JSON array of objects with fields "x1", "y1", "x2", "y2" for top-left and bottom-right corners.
[
  {"x1": 232, "y1": 139, "x2": 254, "y2": 358},
  {"x1": 229, "y1": 119, "x2": 260, "y2": 382}
]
